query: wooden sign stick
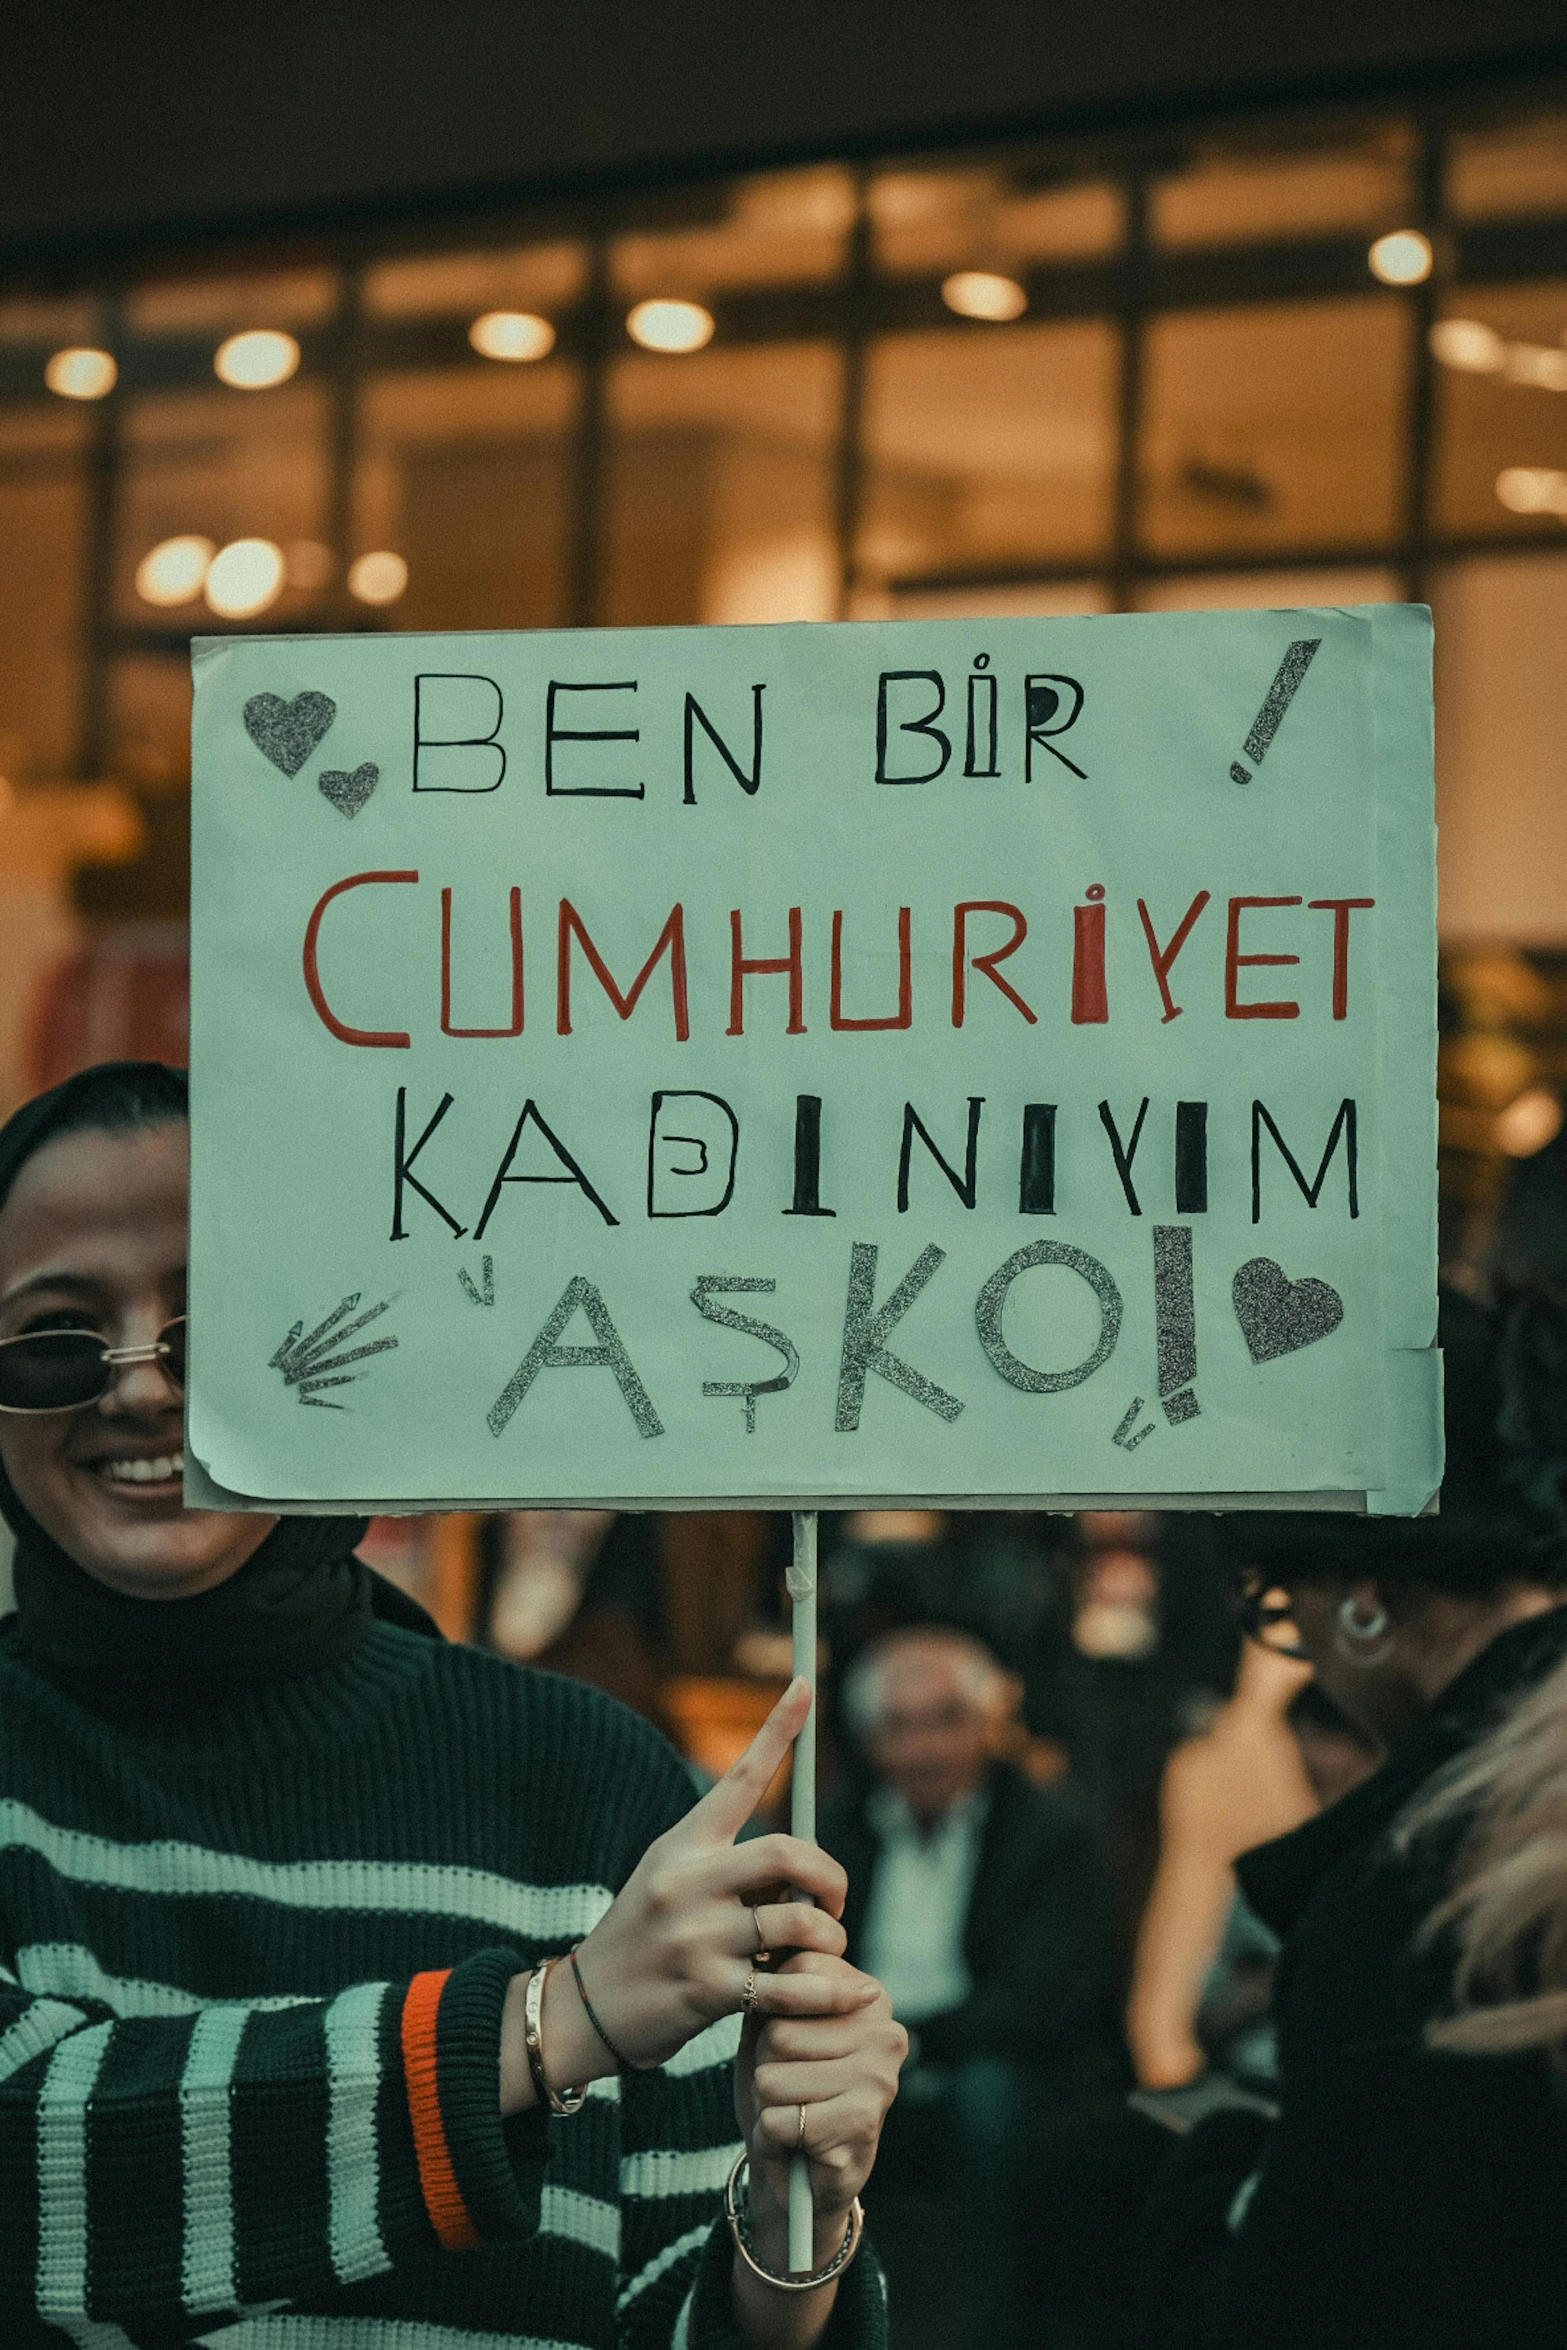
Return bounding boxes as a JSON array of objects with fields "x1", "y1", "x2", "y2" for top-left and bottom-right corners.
[{"x1": 786, "y1": 1508, "x2": 819, "y2": 2273}]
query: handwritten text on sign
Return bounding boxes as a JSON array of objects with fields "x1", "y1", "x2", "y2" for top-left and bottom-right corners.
[{"x1": 189, "y1": 608, "x2": 1438, "y2": 1512}]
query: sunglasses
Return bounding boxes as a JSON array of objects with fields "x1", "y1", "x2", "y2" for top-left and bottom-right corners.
[
  {"x1": 0, "y1": 1318, "x2": 186, "y2": 1415},
  {"x1": 1232, "y1": 1566, "x2": 1307, "y2": 1659}
]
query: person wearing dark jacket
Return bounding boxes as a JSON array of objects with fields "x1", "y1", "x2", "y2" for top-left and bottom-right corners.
[
  {"x1": 0, "y1": 1062, "x2": 903, "y2": 2350},
  {"x1": 1135, "y1": 1288, "x2": 1567, "y2": 2350},
  {"x1": 821, "y1": 1625, "x2": 1114, "y2": 2350}
]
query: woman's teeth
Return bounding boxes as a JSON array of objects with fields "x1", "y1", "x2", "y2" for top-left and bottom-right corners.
[{"x1": 103, "y1": 1454, "x2": 183, "y2": 1483}]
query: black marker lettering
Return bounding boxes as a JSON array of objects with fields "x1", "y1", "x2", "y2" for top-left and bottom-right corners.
[
  {"x1": 546, "y1": 680, "x2": 642, "y2": 798},
  {"x1": 683, "y1": 685, "x2": 765, "y2": 803},
  {"x1": 876, "y1": 671, "x2": 951, "y2": 785},
  {"x1": 413, "y1": 674, "x2": 505, "y2": 794}
]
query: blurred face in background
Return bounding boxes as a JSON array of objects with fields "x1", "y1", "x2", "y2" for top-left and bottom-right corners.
[{"x1": 864, "y1": 1633, "x2": 1003, "y2": 1827}]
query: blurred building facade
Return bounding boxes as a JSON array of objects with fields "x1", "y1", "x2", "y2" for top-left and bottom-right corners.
[{"x1": 2, "y1": 8, "x2": 1567, "y2": 1660}]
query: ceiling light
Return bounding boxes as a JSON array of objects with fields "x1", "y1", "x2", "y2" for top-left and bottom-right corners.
[
  {"x1": 1368, "y1": 230, "x2": 1433, "y2": 286},
  {"x1": 942, "y1": 270, "x2": 1028, "y2": 322},
  {"x1": 469, "y1": 310, "x2": 555, "y2": 362},
  {"x1": 214, "y1": 329, "x2": 300, "y2": 390},
  {"x1": 1428, "y1": 318, "x2": 1505, "y2": 373},
  {"x1": 44, "y1": 346, "x2": 117, "y2": 400},
  {"x1": 204, "y1": 537, "x2": 285, "y2": 617},
  {"x1": 626, "y1": 298, "x2": 714, "y2": 354},
  {"x1": 1496, "y1": 1087, "x2": 1564, "y2": 1158},
  {"x1": 1504, "y1": 342, "x2": 1567, "y2": 392},
  {"x1": 348, "y1": 550, "x2": 408, "y2": 605},
  {"x1": 1495, "y1": 467, "x2": 1567, "y2": 517},
  {"x1": 135, "y1": 534, "x2": 215, "y2": 607}
]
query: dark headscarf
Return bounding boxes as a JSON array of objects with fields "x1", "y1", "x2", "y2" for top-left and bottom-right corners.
[{"x1": 0, "y1": 1063, "x2": 437, "y2": 1721}]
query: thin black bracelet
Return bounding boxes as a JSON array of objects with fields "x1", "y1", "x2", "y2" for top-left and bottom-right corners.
[{"x1": 569, "y1": 1945, "x2": 644, "y2": 2073}]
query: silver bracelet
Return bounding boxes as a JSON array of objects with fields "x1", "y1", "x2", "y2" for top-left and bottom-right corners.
[{"x1": 724, "y1": 2151, "x2": 864, "y2": 2293}]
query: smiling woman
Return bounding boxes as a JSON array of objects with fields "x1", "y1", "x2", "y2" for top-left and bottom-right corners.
[
  {"x1": 0, "y1": 1080, "x2": 267, "y2": 1595},
  {"x1": 0, "y1": 1058, "x2": 901, "y2": 2350}
]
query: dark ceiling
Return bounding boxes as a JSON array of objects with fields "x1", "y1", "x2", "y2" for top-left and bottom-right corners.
[{"x1": 5, "y1": 0, "x2": 1567, "y2": 267}]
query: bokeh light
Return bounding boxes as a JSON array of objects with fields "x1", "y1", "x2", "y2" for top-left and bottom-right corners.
[
  {"x1": 44, "y1": 346, "x2": 117, "y2": 400},
  {"x1": 1429, "y1": 319, "x2": 1505, "y2": 373},
  {"x1": 204, "y1": 537, "x2": 285, "y2": 617},
  {"x1": 1368, "y1": 230, "x2": 1433, "y2": 286},
  {"x1": 1504, "y1": 343, "x2": 1567, "y2": 392},
  {"x1": 626, "y1": 298, "x2": 715, "y2": 354},
  {"x1": 941, "y1": 270, "x2": 1028, "y2": 322},
  {"x1": 469, "y1": 311, "x2": 556, "y2": 362},
  {"x1": 1496, "y1": 1086, "x2": 1564, "y2": 1158},
  {"x1": 1495, "y1": 467, "x2": 1567, "y2": 517},
  {"x1": 347, "y1": 550, "x2": 409, "y2": 605},
  {"x1": 135, "y1": 534, "x2": 215, "y2": 607},
  {"x1": 214, "y1": 329, "x2": 301, "y2": 389}
]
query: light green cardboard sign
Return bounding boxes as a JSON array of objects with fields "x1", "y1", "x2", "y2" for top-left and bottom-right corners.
[{"x1": 187, "y1": 606, "x2": 1439, "y2": 1514}]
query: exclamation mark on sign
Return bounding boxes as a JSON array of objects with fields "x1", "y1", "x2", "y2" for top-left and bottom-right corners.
[
  {"x1": 1229, "y1": 638, "x2": 1321, "y2": 785},
  {"x1": 1153, "y1": 1224, "x2": 1199, "y2": 1424}
]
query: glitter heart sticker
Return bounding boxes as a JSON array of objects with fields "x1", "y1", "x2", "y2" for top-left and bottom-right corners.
[
  {"x1": 318, "y1": 762, "x2": 379, "y2": 818},
  {"x1": 243, "y1": 690, "x2": 337, "y2": 776},
  {"x1": 1232, "y1": 1256, "x2": 1344, "y2": 1364}
]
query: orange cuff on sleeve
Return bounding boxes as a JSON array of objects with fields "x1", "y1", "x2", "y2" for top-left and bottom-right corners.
[{"x1": 401, "y1": 1968, "x2": 482, "y2": 2251}]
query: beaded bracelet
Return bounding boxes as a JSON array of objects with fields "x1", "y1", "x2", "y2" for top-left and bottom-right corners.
[
  {"x1": 724, "y1": 2151, "x2": 864, "y2": 2293},
  {"x1": 523, "y1": 1957, "x2": 587, "y2": 2117}
]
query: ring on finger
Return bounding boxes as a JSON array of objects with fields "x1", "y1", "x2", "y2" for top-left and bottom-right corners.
[
  {"x1": 750, "y1": 1906, "x2": 771, "y2": 1965},
  {"x1": 741, "y1": 1968, "x2": 761, "y2": 2015}
]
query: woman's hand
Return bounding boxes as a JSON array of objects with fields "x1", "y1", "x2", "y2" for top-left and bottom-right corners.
[
  {"x1": 736, "y1": 1951, "x2": 907, "y2": 2272},
  {"x1": 502, "y1": 1680, "x2": 873, "y2": 2109}
]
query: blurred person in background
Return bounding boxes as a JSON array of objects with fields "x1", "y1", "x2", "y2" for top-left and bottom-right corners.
[
  {"x1": 820, "y1": 1509, "x2": 1237, "y2": 1987},
  {"x1": 1030, "y1": 1514, "x2": 1238, "y2": 1990},
  {"x1": 1126, "y1": 1640, "x2": 1318, "y2": 2100},
  {"x1": 821, "y1": 1625, "x2": 1117, "y2": 2350},
  {"x1": 1129, "y1": 1285, "x2": 1567, "y2": 2350}
]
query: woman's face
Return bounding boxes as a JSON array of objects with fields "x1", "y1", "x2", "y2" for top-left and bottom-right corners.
[
  {"x1": 1282, "y1": 1575, "x2": 1428, "y2": 1750},
  {"x1": 0, "y1": 1119, "x2": 273, "y2": 1599}
]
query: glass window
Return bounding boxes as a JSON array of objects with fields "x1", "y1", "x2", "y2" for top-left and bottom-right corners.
[
  {"x1": 886, "y1": 580, "x2": 1110, "y2": 619},
  {"x1": 0, "y1": 404, "x2": 87, "y2": 780},
  {"x1": 115, "y1": 381, "x2": 332, "y2": 627},
  {"x1": 1151, "y1": 132, "x2": 1411, "y2": 246},
  {"x1": 359, "y1": 362, "x2": 577, "y2": 629},
  {"x1": 1449, "y1": 116, "x2": 1567, "y2": 220},
  {"x1": 612, "y1": 167, "x2": 855, "y2": 298},
  {"x1": 0, "y1": 294, "x2": 101, "y2": 351},
  {"x1": 103, "y1": 656, "x2": 195, "y2": 793},
  {"x1": 872, "y1": 166, "x2": 1121, "y2": 276},
  {"x1": 1139, "y1": 299, "x2": 1407, "y2": 558},
  {"x1": 1430, "y1": 282, "x2": 1567, "y2": 541},
  {"x1": 125, "y1": 267, "x2": 338, "y2": 338},
  {"x1": 1432, "y1": 554, "x2": 1567, "y2": 943},
  {"x1": 860, "y1": 321, "x2": 1117, "y2": 589},
  {"x1": 366, "y1": 243, "x2": 586, "y2": 322},
  {"x1": 1136, "y1": 565, "x2": 1399, "y2": 611},
  {"x1": 603, "y1": 342, "x2": 840, "y2": 626}
]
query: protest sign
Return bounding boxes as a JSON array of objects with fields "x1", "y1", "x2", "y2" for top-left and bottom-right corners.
[{"x1": 187, "y1": 606, "x2": 1439, "y2": 1514}]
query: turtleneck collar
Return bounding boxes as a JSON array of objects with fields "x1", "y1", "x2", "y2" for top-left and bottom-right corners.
[{"x1": 4, "y1": 1511, "x2": 397, "y2": 1722}]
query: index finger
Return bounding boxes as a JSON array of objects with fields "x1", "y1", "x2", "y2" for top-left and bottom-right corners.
[{"x1": 689, "y1": 1677, "x2": 812, "y2": 1842}]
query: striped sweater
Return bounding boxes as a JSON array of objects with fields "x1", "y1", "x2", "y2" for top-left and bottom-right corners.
[{"x1": 0, "y1": 1613, "x2": 886, "y2": 2350}]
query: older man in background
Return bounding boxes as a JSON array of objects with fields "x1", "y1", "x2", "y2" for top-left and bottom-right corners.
[{"x1": 822, "y1": 1625, "x2": 1117, "y2": 2350}]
